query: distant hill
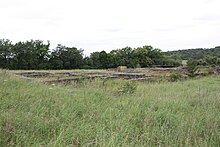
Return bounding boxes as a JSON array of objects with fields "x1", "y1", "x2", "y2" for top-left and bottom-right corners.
[{"x1": 164, "y1": 46, "x2": 220, "y2": 61}]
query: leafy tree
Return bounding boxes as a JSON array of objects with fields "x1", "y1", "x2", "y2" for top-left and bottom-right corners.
[
  {"x1": 82, "y1": 57, "x2": 93, "y2": 69},
  {"x1": 89, "y1": 51, "x2": 102, "y2": 69},
  {"x1": 99, "y1": 51, "x2": 112, "y2": 69},
  {"x1": 205, "y1": 56, "x2": 218, "y2": 66},
  {"x1": 11, "y1": 41, "x2": 36, "y2": 69},
  {"x1": 0, "y1": 39, "x2": 13, "y2": 68},
  {"x1": 186, "y1": 60, "x2": 198, "y2": 77},
  {"x1": 133, "y1": 47, "x2": 152, "y2": 67},
  {"x1": 10, "y1": 40, "x2": 50, "y2": 69},
  {"x1": 86, "y1": 51, "x2": 113, "y2": 69},
  {"x1": 109, "y1": 47, "x2": 137, "y2": 68},
  {"x1": 34, "y1": 40, "x2": 50, "y2": 69},
  {"x1": 145, "y1": 46, "x2": 164, "y2": 65},
  {"x1": 49, "y1": 44, "x2": 83, "y2": 69}
]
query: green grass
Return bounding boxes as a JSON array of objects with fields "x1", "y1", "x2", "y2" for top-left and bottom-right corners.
[{"x1": 0, "y1": 70, "x2": 220, "y2": 146}]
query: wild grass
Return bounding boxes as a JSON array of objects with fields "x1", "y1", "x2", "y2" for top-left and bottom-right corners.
[{"x1": 0, "y1": 70, "x2": 220, "y2": 146}]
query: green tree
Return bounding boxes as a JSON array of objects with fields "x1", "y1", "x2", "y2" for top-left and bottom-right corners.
[
  {"x1": 49, "y1": 44, "x2": 83, "y2": 69},
  {"x1": 133, "y1": 47, "x2": 152, "y2": 67},
  {"x1": 10, "y1": 40, "x2": 50, "y2": 69},
  {"x1": 110, "y1": 47, "x2": 137, "y2": 68},
  {"x1": 89, "y1": 51, "x2": 101, "y2": 69},
  {"x1": 0, "y1": 39, "x2": 13, "y2": 68}
]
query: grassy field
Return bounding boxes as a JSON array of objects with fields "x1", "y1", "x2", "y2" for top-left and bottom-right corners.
[{"x1": 0, "y1": 70, "x2": 220, "y2": 146}]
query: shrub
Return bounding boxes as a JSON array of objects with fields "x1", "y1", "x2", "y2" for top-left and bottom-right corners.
[
  {"x1": 169, "y1": 72, "x2": 182, "y2": 82},
  {"x1": 186, "y1": 60, "x2": 198, "y2": 77},
  {"x1": 117, "y1": 81, "x2": 137, "y2": 95}
]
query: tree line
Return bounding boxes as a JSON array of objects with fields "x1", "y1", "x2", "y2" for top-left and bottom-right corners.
[
  {"x1": 165, "y1": 47, "x2": 220, "y2": 66},
  {"x1": 0, "y1": 39, "x2": 180, "y2": 69}
]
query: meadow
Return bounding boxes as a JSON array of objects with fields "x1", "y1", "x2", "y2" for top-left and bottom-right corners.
[{"x1": 0, "y1": 69, "x2": 220, "y2": 146}]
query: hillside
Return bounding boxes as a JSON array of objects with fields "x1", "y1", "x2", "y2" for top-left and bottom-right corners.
[{"x1": 164, "y1": 46, "x2": 220, "y2": 61}]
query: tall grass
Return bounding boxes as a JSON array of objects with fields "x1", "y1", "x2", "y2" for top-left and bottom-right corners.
[{"x1": 0, "y1": 70, "x2": 220, "y2": 146}]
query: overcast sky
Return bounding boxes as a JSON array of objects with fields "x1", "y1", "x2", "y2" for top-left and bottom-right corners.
[{"x1": 1, "y1": 0, "x2": 220, "y2": 55}]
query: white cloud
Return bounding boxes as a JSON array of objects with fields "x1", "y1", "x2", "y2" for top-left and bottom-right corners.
[{"x1": 0, "y1": 0, "x2": 220, "y2": 55}]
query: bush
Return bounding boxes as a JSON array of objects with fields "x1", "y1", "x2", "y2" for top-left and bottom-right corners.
[
  {"x1": 117, "y1": 81, "x2": 137, "y2": 95},
  {"x1": 169, "y1": 72, "x2": 182, "y2": 82},
  {"x1": 186, "y1": 60, "x2": 198, "y2": 77}
]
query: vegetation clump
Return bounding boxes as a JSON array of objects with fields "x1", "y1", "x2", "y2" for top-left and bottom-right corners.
[
  {"x1": 117, "y1": 81, "x2": 137, "y2": 95},
  {"x1": 169, "y1": 72, "x2": 182, "y2": 82},
  {"x1": 186, "y1": 60, "x2": 198, "y2": 77}
]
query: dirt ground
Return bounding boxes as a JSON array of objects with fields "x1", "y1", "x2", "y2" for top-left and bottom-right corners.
[{"x1": 14, "y1": 67, "x2": 185, "y2": 84}]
